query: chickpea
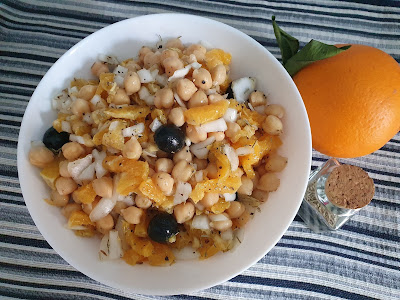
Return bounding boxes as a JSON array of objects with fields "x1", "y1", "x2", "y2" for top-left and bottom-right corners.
[
  {"x1": 58, "y1": 160, "x2": 70, "y2": 178},
  {"x1": 252, "y1": 189, "x2": 269, "y2": 202},
  {"x1": 135, "y1": 193, "x2": 152, "y2": 209},
  {"x1": 262, "y1": 115, "x2": 283, "y2": 135},
  {"x1": 124, "y1": 71, "x2": 141, "y2": 95},
  {"x1": 258, "y1": 173, "x2": 280, "y2": 192},
  {"x1": 122, "y1": 137, "x2": 142, "y2": 160},
  {"x1": 248, "y1": 91, "x2": 267, "y2": 107},
  {"x1": 210, "y1": 215, "x2": 232, "y2": 232},
  {"x1": 205, "y1": 163, "x2": 218, "y2": 179},
  {"x1": 165, "y1": 38, "x2": 184, "y2": 50},
  {"x1": 55, "y1": 177, "x2": 78, "y2": 195},
  {"x1": 49, "y1": 190, "x2": 69, "y2": 207},
  {"x1": 265, "y1": 153, "x2": 288, "y2": 172},
  {"x1": 92, "y1": 177, "x2": 113, "y2": 198},
  {"x1": 255, "y1": 164, "x2": 267, "y2": 177},
  {"x1": 153, "y1": 172, "x2": 174, "y2": 196},
  {"x1": 173, "y1": 146, "x2": 192, "y2": 163},
  {"x1": 82, "y1": 198, "x2": 99, "y2": 214},
  {"x1": 161, "y1": 49, "x2": 179, "y2": 62},
  {"x1": 121, "y1": 206, "x2": 143, "y2": 224},
  {"x1": 154, "y1": 87, "x2": 174, "y2": 109},
  {"x1": 185, "y1": 44, "x2": 206, "y2": 61},
  {"x1": 174, "y1": 202, "x2": 195, "y2": 224},
  {"x1": 112, "y1": 201, "x2": 128, "y2": 215},
  {"x1": 225, "y1": 122, "x2": 241, "y2": 139},
  {"x1": 154, "y1": 158, "x2": 172, "y2": 174},
  {"x1": 96, "y1": 214, "x2": 114, "y2": 234},
  {"x1": 234, "y1": 167, "x2": 245, "y2": 178},
  {"x1": 162, "y1": 57, "x2": 184, "y2": 77},
  {"x1": 186, "y1": 125, "x2": 207, "y2": 143},
  {"x1": 78, "y1": 85, "x2": 97, "y2": 101},
  {"x1": 62, "y1": 142, "x2": 85, "y2": 161},
  {"x1": 71, "y1": 98, "x2": 91, "y2": 117},
  {"x1": 172, "y1": 160, "x2": 194, "y2": 182},
  {"x1": 226, "y1": 201, "x2": 245, "y2": 219},
  {"x1": 188, "y1": 90, "x2": 208, "y2": 108},
  {"x1": 29, "y1": 145, "x2": 54, "y2": 168},
  {"x1": 208, "y1": 131, "x2": 225, "y2": 142},
  {"x1": 208, "y1": 93, "x2": 225, "y2": 104},
  {"x1": 112, "y1": 88, "x2": 130, "y2": 105},
  {"x1": 143, "y1": 51, "x2": 161, "y2": 69},
  {"x1": 200, "y1": 192, "x2": 219, "y2": 207},
  {"x1": 210, "y1": 64, "x2": 227, "y2": 86},
  {"x1": 264, "y1": 104, "x2": 285, "y2": 119},
  {"x1": 176, "y1": 78, "x2": 197, "y2": 101},
  {"x1": 61, "y1": 203, "x2": 81, "y2": 219},
  {"x1": 193, "y1": 158, "x2": 208, "y2": 170},
  {"x1": 168, "y1": 107, "x2": 185, "y2": 127},
  {"x1": 139, "y1": 46, "x2": 152, "y2": 62},
  {"x1": 91, "y1": 61, "x2": 109, "y2": 77},
  {"x1": 192, "y1": 68, "x2": 212, "y2": 90},
  {"x1": 125, "y1": 60, "x2": 141, "y2": 72},
  {"x1": 237, "y1": 175, "x2": 254, "y2": 196}
]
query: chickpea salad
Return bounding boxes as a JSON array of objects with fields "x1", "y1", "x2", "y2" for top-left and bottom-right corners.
[{"x1": 29, "y1": 38, "x2": 287, "y2": 266}]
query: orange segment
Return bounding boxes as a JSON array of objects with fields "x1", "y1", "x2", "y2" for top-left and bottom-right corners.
[
  {"x1": 209, "y1": 199, "x2": 231, "y2": 214},
  {"x1": 96, "y1": 73, "x2": 116, "y2": 95},
  {"x1": 70, "y1": 78, "x2": 98, "y2": 89},
  {"x1": 191, "y1": 176, "x2": 241, "y2": 203},
  {"x1": 184, "y1": 100, "x2": 229, "y2": 125},
  {"x1": 205, "y1": 49, "x2": 232, "y2": 70},
  {"x1": 117, "y1": 161, "x2": 149, "y2": 195},
  {"x1": 67, "y1": 210, "x2": 95, "y2": 229},
  {"x1": 40, "y1": 156, "x2": 62, "y2": 190},
  {"x1": 123, "y1": 248, "x2": 146, "y2": 266},
  {"x1": 139, "y1": 178, "x2": 167, "y2": 205},
  {"x1": 208, "y1": 142, "x2": 230, "y2": 180},
  {"x1": 147, "y1": 242, "x2": 175, "y2": 266},
  {"x1": 73, "y1": 183, "x2": 97, "y2": 204},
  {"x1": 104, "y1": 106, "x2": 151, "y2": 121}
]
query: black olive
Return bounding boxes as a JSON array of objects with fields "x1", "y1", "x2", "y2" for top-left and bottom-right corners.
[
  {"x1": 43, "y1": 127, "x2": 70, "y2": 151},
  {"x1": 154, "y1": 124, "x2": 185, "y2": 154},
  {"x1": 225, "y1": 83, "x2": 234, "y2": 99},
  {"x1": 148, "y1": 213, "x2": 178, "y2": 244}
]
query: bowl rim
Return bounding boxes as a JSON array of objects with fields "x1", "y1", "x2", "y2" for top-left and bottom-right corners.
[{"x1": 17, "y1": 13, "x2": 312, "y2": 295}]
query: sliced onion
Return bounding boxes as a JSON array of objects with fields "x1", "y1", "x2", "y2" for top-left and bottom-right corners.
[
  {"x1": 199, "y1": 118, "x2": 227, "y2": 133},
  {"x1": 113, "y1": 65, "x2": 128, "y2": 77},
  {"x1": 68, "y1": 154, "x2": 93, "y2": 181},
  {"x1": 236, "y1": 146, "x2": 254, "y2": 156},
  {"x1": 174, "y1": 92, "x2": 186, "y2": 108},
  {"x1": 247, "y1": 102, "x2": 255, "y2": 111},
  {"x1": 221, "y1": 229, "x2": 234, "y2": 241},
  {"x1": 99, "y1": 232, "x2": 110, "y2": 260},
  {"x1": 150, "y1": 118, "x2": 162, "y2": 132},
  {"x1": 68, "y1": 86, "x2": 78, "y2": 97},
  {"x1": 69, "y1": 134, "x2": 85, "y2": 145},
  {"x1": 168, "y1": 65, "x2": 191, "y2": 81},
  {"x1": 151, "y1": 68, "x2": 159, "y2": 79},
  {"x1": 190, "y1": 62, "x2": 202, "y2": 69},
  {"x1": 190, "y1": 136, "x2": 215, "y2": 159},
  {"x1": 194, "y1": 170, "x2": 204, "y2": 182},
  {"x1": 199, "y1": 40, "x2": 214, "y2": 50},
  {"x1": 231, "y1": 77, "x2": 256, "y2": 103},
  {"x1": 185, "y1": 137, "x2": 191, "y2": 147},
  {"x1": 98, "y1": 54, "x2": 119, "y2": 65},
  {"x1": 174, "y1": 181, "x2": 192, "y2": 205},
  {"x1": 122, "y1": 123, "x2": 145, "y2": 137},
  {"x1": 191, "y1": 215, "x2": 210, "y2": 230},
  {"x1": 61, "y1": 121, "x2": 72, "y2": 133},
  {"x1": 77, "y1": 162, "x2": 95, "y2": 182},
  {"x1": 138, "y1": 86, "x2": 150, "y2": 99},
  {"x1": 89, "y1": 197, "x2": 116, "y2": 222},
  {"x1": 115, "y1": 215, "x2": 129, "y2": 251},
  {"x1": 90, "y1": 94, "x2": 102, "y2": 106},
  {"x1": 92, "y1": 149, "x2": 107, "y2": 179},
  {"x1": 209, "y1": 213, "x2": 229, "y2": 222},
  {"x1": 137, "y1": 69, "x2": 154, "y2": 83},
  {"x1": 223, "y1": 108, "x2": 238, "y2": 122},
  {"x1": 223, "y1": 144, "x2": 239, "y2": 171},
  {"x1": 108, "y1": 120, "x2": 120, "y2": 131},
  {"x1": 114, "y1": 75, "x2": 125, "y2": 88},
  {"x1": 223, "y1": 193, "x2": 237, "y2": 202},
  {"x1": 108, "y1": 230, "x2": 123, "y2": 260},
  {"x1": 82, "y1": 113, "x2": 93, "y2": 125},
  {"x1": 118, "y1": 194, "x2": 134, "y2": 206}
]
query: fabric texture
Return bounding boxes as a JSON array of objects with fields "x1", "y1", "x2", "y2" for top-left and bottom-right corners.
[{"x1": 0, "y1": 0, "x2": 399, "y2": 299}]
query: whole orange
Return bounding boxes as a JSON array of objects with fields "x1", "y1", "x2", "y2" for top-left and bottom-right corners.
[{"x1": 293, "y1": 44, "x2": 400, "y2": 158}]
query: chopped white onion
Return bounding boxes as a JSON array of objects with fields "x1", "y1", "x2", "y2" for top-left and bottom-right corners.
[
  {"x1": 113, "y1": 65, "x2": 128, "y2": 77},
  {"x1": 223, "y1": 108, "x2": 238, "y2": 122},
  {"x1": 248, "y1": 102, "x2": 255, "y2": 111},
  {"x1": 205, "y1": 88, "x2": 217, "y2": 95},
  {"x1": 68, "y1": 86, "x2": 78, "y2": 97},
  {"x1": 137, "y1": 69, "x2": 154, "y2": 83},
  {"x1": 174, "y1": 92, "x2": 186, "y2": 108},
  {"x1": 99, "y1": 232, "x2": 109, "y2": 260},
  {"x1": 115, "y1": 215, "x2": 129, "y2": 251},
  {"x1": 150, "y1": 118, "x2": 162, "y2": 132},
  {"x1": 98, "y1": 54, "x2": 119, "y2": 65},
  {"x1": 199, "y1": 40, "x2": 214, "y2": 50},
  {"x1": 143, "y1": 95, "x2": 155, "y2": 106},
  {"x1": 117, "y1": 194, "x2": 134, "y2": 206},
  {"x1": 223, "y1": 193, "x2": 237, "y2": 202},
  {"x1": 68, "y1": 154, "x2": 93, "y2": 182},
  {"x1": 90, "y1": 197, "x2": 116, "y2": 222},
  {"x1": 231, "y1": 77, "x2": 256, "y2": 103},
  {"x1": 92, "y1": 149, "x2": 107, "y2": 179},
  {"x1": 108, "y1": 120, "x2": 120, "y2": 131},
  {"x1": 223, "y1": 144, "x2": 239, "y2": 171},
  {"x1": 150, "y1": 68, "x2": 159, "y2": 79},
  {"x1": 209, "y1": 213, "x2": 229, "y2": 222},
  {"x1": 69, "y1": 134, "x2": 85, "y2": 145},
  {"x1": 108, "y1": 230, "x2": 123, "y2": 259},
  {"x1": 194, "y1": 170, "x2": 204, "y2": 182},
  {"x1": 138, "y1": 86, "x2": 150, "y2": 99},
  {"x1": 77, "y1": 162, "x2": 96, "y2": 182},
  {"x1": 190, "y1": 62, "x2": 202, "y2": 69},
  {"x1": 122, "y1": 123, "x2": 145, "y2": 137},
  {"x1": 221, "y1": 229, "x2": 234, "y2": 241},
  {"x1": 61, "y1": 121, "x2": 72, "y2": 133},
  {"x1": 199, "y1": 118, "x2": 227, "y2": 133},
  {"x1": 191, "y1": 215, "x2": 210, "y2": 231},
  {"x1": 174, "y1": 181, "x2": 192, "y2": 205},
  {"x1": 190, "y1": 136, "x2": 215, "y2": 159},
  {"x1": 82, "y1": 113, "x2": 93, "y2": 125},
  {"x1": 90, "y1": 94, "x2": 102, "y2": 106},
  {"x1": 114, "y1": 75, "x2": 125, "y2": 88},
  {"x1": 185, "y1": 137, "x2": 191, "y2": 147},
  {"x1": 235, "y1": 146, "x2": 254, "y2": 156},
  {"x1": 168, "y1": 65, "x2": 191, "y2": 81}
]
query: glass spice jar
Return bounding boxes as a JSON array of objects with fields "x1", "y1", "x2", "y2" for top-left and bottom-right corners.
[{"x1": 297, "y1": 158, "x2": 374, "y2": 233}]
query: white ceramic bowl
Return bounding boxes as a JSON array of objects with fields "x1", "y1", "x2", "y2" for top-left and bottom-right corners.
[{"x1": 17, "y1": 13, "x2": 311, "y2": 295}]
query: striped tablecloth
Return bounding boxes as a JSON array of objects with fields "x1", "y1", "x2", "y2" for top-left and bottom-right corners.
[{"x1": 1, "y1": 1, "x2": 399, "y2": 299}]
